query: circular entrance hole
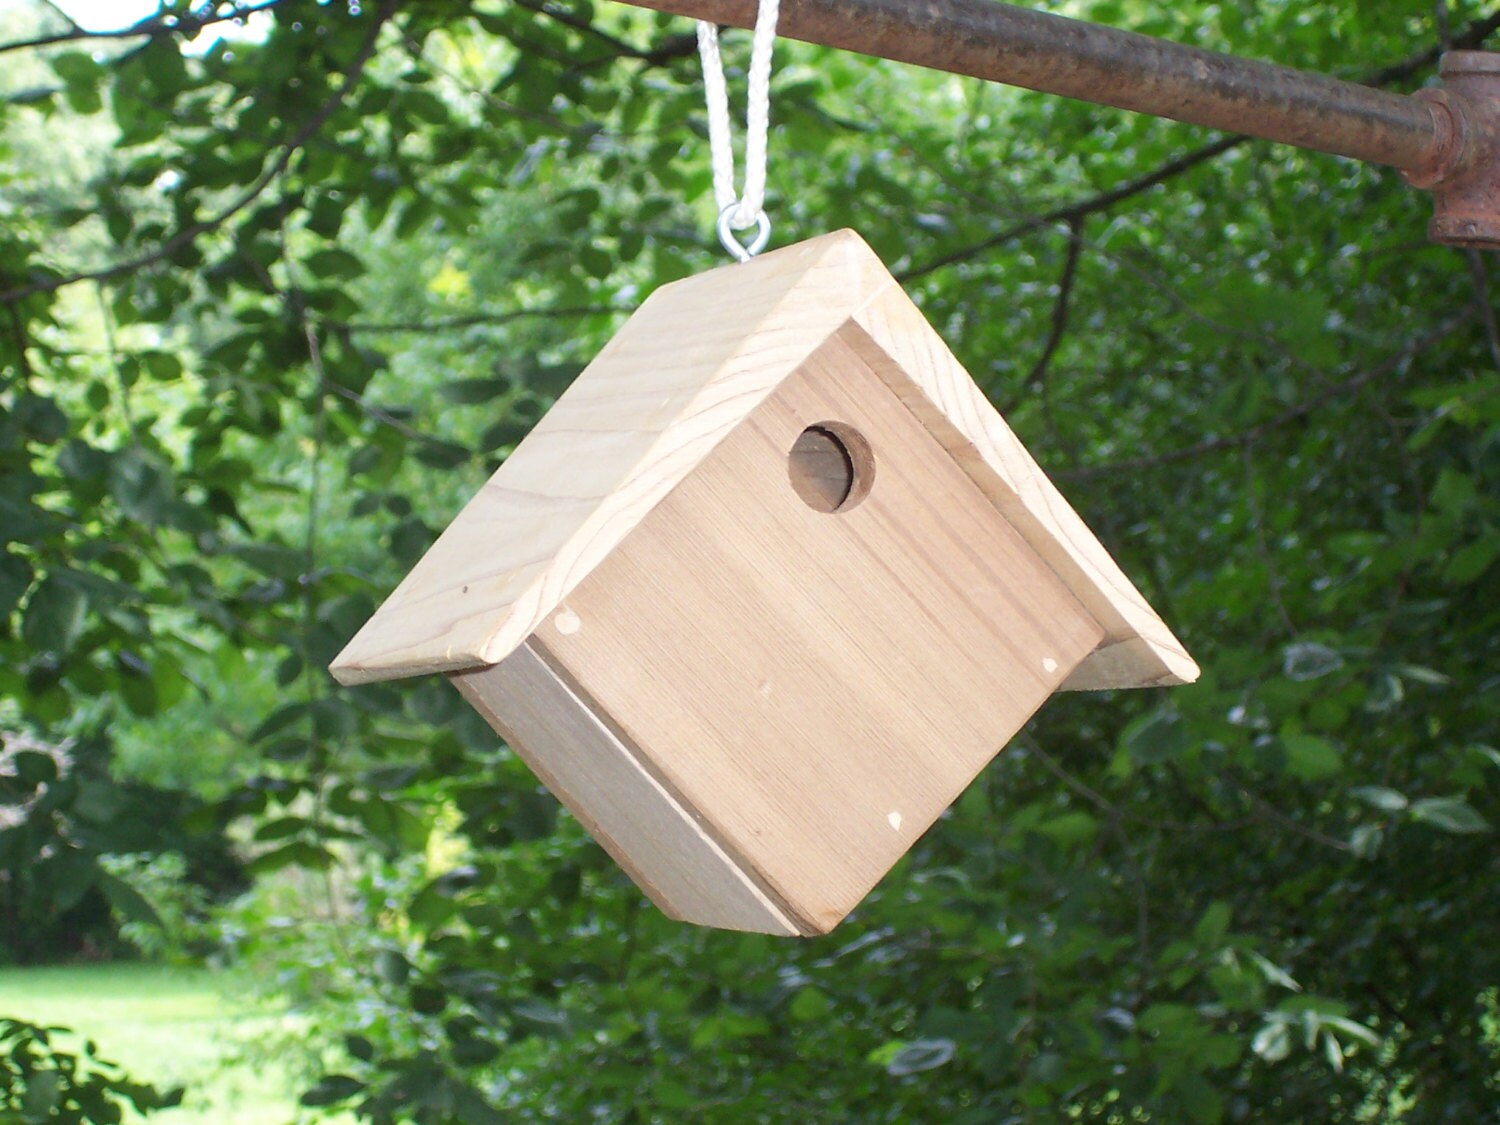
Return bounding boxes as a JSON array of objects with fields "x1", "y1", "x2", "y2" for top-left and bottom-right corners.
[{"x1": 787, "y1": 422, "x2": 874, "y2": 513}]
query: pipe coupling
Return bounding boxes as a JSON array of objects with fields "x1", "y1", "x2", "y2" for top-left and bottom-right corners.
[{"x1": 1404, "y1": 52, "x2": 1500, "y2": 249}]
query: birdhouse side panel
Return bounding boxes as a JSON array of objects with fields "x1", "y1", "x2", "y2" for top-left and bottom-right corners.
[
  {"x1": 531, "y1": 331, "x2": 1106, "y2": 934},
  {"x1": 849, "y1": 283, "x2": 1199, "y2": 690},
  {"x1": 449, "y1": 644, "x2": 801, "y2": 937}
]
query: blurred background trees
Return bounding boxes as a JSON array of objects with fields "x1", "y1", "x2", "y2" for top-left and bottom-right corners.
[{"x1": 0, "y1": 0, "x2": 1497, "y2": 1120}]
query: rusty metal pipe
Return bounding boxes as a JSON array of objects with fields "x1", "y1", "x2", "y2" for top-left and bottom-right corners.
[
  {"x1": 616, "y1": 0, "x2": 1500, "y2": 247},
  {"x1": 623, "y1": 0, "x2": 1441, "y2": 169}
]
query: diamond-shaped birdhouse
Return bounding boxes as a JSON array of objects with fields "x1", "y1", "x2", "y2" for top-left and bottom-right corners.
[{"x1": 331, "y1": 230, "x2": 1197, "y2": 937}]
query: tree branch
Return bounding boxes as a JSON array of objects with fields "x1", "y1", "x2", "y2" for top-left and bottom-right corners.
[
  {"x1": 899, "y1": 135, "x2": 1243, "y2": 283},
  {"x1": 0, "y1": 0, "x2": 288, "y2": 56},
  {"x1": 1021, "y1": 737, "x2": 1152, "y2": 979},
  {"x1": 1465, "y1": 250, "x2": 1500, "y2": 374},
  {"x1": 511, "y1": 0, "x2": 698, "y2": 67},
  {"x1": 0, "y1": 1, "x2": 396, "y2": 307},
  {"x1": 900, "y1": 5, "x2": 1500, "y2": 282},
  {"x1": 339, "y1": 305, "x2": 627, "y2": 334},
  {"x1": 322, "y1": 380, "x2": 486, "y2": 464},
  {"x1": 1019, "y1": 220, "x2": 1083, "y2": 394},
  {"x1": 1232, "y1": 779, "x2": 1355, "y2": 854},
  {"x1": 4, "y1": 303, "x2": 34, "y2": 387}
]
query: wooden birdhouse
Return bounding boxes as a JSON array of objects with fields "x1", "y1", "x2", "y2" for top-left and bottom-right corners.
[{"x1": 331, "y1": 230, "x2": 1197, "y2": 937}]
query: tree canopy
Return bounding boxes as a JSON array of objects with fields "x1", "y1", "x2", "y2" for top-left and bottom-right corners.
[{"x1": 1, "y1": 0, "x2": 1498, "y2": 1121}]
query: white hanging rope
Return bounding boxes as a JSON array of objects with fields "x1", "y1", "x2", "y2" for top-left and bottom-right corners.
[{"x1": 697, "y1": 0, "x2": 779, "y2": 261}]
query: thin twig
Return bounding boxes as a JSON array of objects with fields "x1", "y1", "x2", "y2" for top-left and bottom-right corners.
[
  {"x1": 1023, "y1": 738, "x2": 1152, "y2": 978},
  {"x1": 1234, "y1": 781, "x2": 1354, "y2": 853},
  {"x1": 1465, "y1": 251, "x2": 1500, "y2": 374},
  {"x1": 899, "y1": 135, "x2": 1243, "y2": 283},
  {"x1": 92, "y1": 282, "x2": 140, "y2": 440},
  {"x1": 340, "y1": 305, "x2": 626, "y2": 334},
  {"x1": 1022, "y1": 738, "x2": 1118, "y2": 817},
  {"x1": 511, "y1": 0, "x2": 698, "y2": 67},
  {"x1": 1241, "y1": 443, "x2": 1299, "y2": 637},
  {"x1": 1022, "y1": 219, "x2": 1084, "y2": 394},
  {"x1": 322, "y1": 380, "x2": 484, "y2": 462},
  {"x1": 4, "y1": 303, "x2": 33, "y2": 387}
]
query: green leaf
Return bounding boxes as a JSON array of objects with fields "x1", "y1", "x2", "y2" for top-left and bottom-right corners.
[
  {"x1": 1409, "y1": 796, "x2": 1490, "y2": 834},
  {"x1": 246, "y1": 841, "x2": 335, "y2": 875},
  {"x1": 407, "y1": 877, "x2": 462, "y2": 929},
  {"x1": 1176, "y1": 1072, "x2": 1225, "y2": 1124},
  {"x1": 22, "y1": 574, "x2": 89, "y2": 653},
  {"x1": 1395, "y1": 663, "x2": 1450, "y2": 687},
  {"x1": 414, "y1": 440, "x2": 473, "y2": 468},
  {"x1": 411, "y1": 984, "x2": 447, "y2": 1015},
  {"x1": 1248, "y1": 952, "x2": 1300, "y2": 992},
  {"x1": 1120, "y1": 708, "x2": 1190, "y2": 764},
  {"x1": 1194, "y1": 901, "x2": 1232, "y2": 944},
  {"x1": 11, "y1": 749, "x2": 57, "y2": 786},
  {"x1": 1350, "y1": 786, "x2": 1407, "y2": 812},
  {"x1": 789, "y1": 988, "x2": 831, "y2": 1022},
  {"x1": 376, "y1": 949, "x2": 412, "y2": 986},
  {"x1": 232, "y1": 543, "x2": 305, "y2": 580},
  {"x1": 521, "y1": 363, "x2": 585, "y2": 400},
  {"x1": 108, "y1": 447, "x2": 176, "y2": 525},
  {"x1": 51, "y1": 51, "x2": 102, "y2": 115},
  {"x1": 1282, "y1": 641, "x2": 1344, "y2": 682},
  {"x1": 439, "y1": 378, "x2": 512, "y2": 405},
  {"x1": 305, "y1": 248, "x2": 365, "y2": 281},
  {"x1": 1251, "y1": 1018, "x2": 1291, "y2": 1063},
  {"x1": 1036, "y1": 810, "x2": 1098, "y2": 848},
  {"x1": 446, "y1": 1080, "x2": 506, "y2": 1124},
  {"x1": 885, "y1": 1038, "x2": 955, "y2": 1076},
  {"x1": 1320, "y1": 1015, "x2": 1380, "y2": 1047},
  {"x1": 579, "y1": 243, "x2": 613, "y2": 279},
  {"x1": 1444, "y1": 536, "x2": 1500, "y2": 583},
  {"x1": 44, "y1": 848, "x2": 97, "y2": 914},
  {"x1": 1349, "y1": 823, "x2": 1384, "y2": 859},
  {"x1": 1322, "y1": 1029, "x2": 1345, "y2": 1071},
  {"x1": 97, "y1": 871, "x2": 164, "y2": 930},
  {"x1": 479, "y1": 417, "x2": 534, "y2": 452},
  {"x1": 21, "y1": 1069, "x2": 62, "y2": 1117},
  {"x1": 301, "y1": 1074, "x2": 364, "y2": 1107},
  {"x1": 1282, "y1": 733, "x2": 1343, "y2": 781},
  {"x1": 0, "y1": 552, "x2": 34, "y2": 616},
  {"x1": 511, "y1": 998, "x2": 570, "y2": 1036}
]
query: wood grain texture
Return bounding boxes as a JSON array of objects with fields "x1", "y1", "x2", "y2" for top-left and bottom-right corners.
[
  {"x1": 450, "y1": 644, "x2": 800, "y2": 936},
  {"x1": 331, "y1": 227, "x2": 1195, "y2": 692},
  {"x1": 533, "y1": 333, "x2": 1105, "y2": 933},
  {"x1": 846, "y1": 289, "x2": 1200, "y2": 690},
  {"x1": 330, "y1": 233, "x2": 888, "y2": 686}
]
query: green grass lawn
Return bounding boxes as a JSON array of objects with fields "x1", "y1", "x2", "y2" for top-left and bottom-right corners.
[{"x1": 0, "y1": 962, "x2": 336, "y2": 1124}]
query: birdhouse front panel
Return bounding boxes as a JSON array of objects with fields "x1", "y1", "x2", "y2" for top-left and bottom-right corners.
[
  {"x1": 455, "y1": 325, "x2": 1105, "y2": 936},
  {"x1": 332, "y1": 229, "x2": 1197, "y2": 938}
]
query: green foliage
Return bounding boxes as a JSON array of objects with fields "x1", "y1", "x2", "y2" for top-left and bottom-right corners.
[
  {"x1": 0, "y1": 1017, "x2": 182, "y2": 1123},
  {"x1": 1, "y1": 0, "x2": 1499, "y2": 1121},
  {"x1": 0, "y1": 731, "x2": 238, "y2": 966},
  {"x1": 97, "y1": 852, "x2": 214, "y2": 963}
]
